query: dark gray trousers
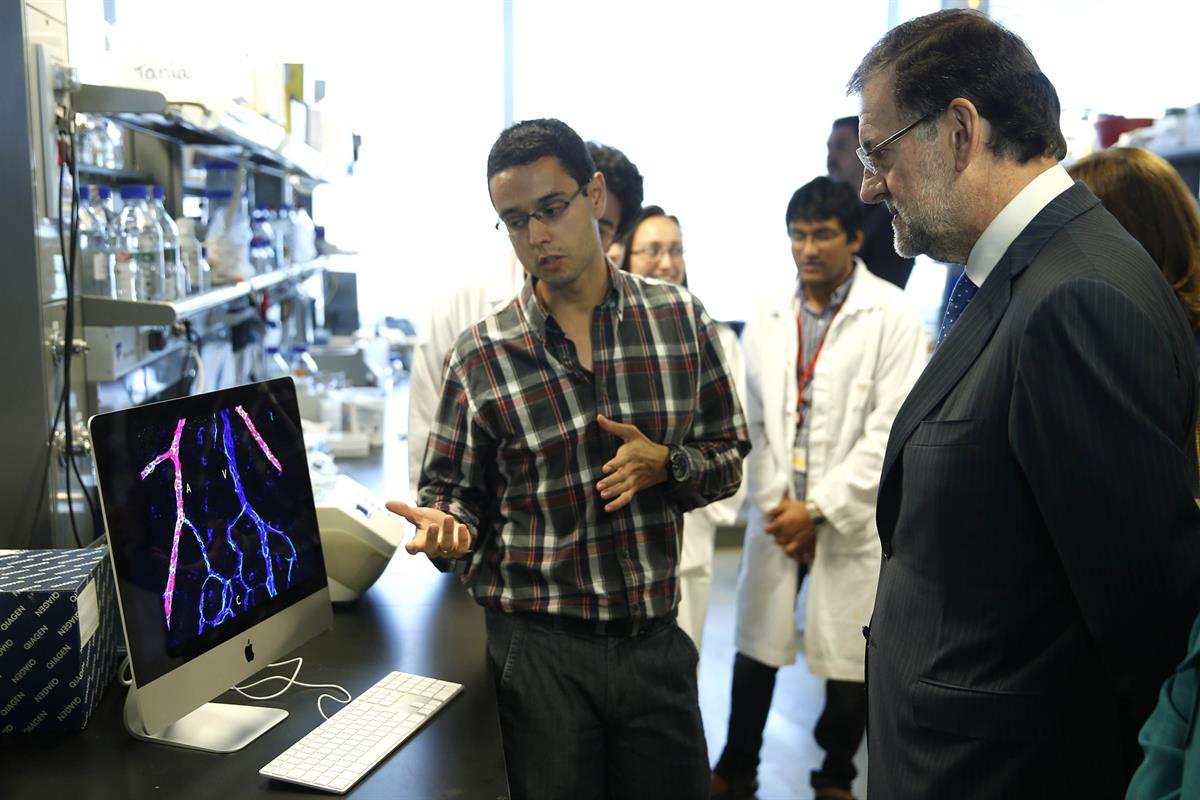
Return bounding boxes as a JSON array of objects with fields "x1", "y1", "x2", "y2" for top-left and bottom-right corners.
[{"x1": 485, "y1": 609, "x2": 709, "y2": 800}]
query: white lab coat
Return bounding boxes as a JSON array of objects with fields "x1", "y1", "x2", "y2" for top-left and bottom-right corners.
[
  {"x1": 407, "y1": 254, "x2": 525, "y2": 497},
  {"x1": 734, "y1": 260, "x2": 927, "y2": 679},
  {"x1": 677, "y1": 323, "x2": 746, "y2": 650}
]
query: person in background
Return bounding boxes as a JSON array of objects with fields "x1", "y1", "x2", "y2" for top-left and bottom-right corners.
[
  {"x1": 709, "y1": 177, "x2": 926, "y2": 800},
  {"x1": 1060, "y1": 148, "x2": 1200, "y2": 800},
  {"x1": 607, "y1": 234, "x2": 628, "y2": 267},
  {"x1": 407, "y1": 141, "x2": 643, "y2": 496},
  {"x1": 850, "y1": 10, "x2": 1200, "y2": 798},
  {"x1": 827, "y1": 116, "x2": 916, "y2": 289},
  {"x1": 621, "y1": 205, "x2": 747, "y2": 651},
  {"x1": 388, "y1": 118, "x2": 749, "y2": 800},
  {"x1": 1067, "y1": 147, "x2": 1200, "y2": 361}
]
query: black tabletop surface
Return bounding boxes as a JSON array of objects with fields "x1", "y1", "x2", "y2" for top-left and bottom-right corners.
[{"x1": 1, "y1": 551, "x2": 510, "y2": 800}]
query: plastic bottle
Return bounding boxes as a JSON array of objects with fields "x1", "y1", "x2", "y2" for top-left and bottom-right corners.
[
  {"x1": 290, "y1": 345, "x2": 321, "y2": 377},
  {"x1": 197, "y1": 246, "x2": 214, "y2": 291},
  {"x1": 77, "y1": 116, "x2": 100, "y2": 168},
  {"x1": 203, "y1": 189, "x2": 253, "y2": 284},
  {"x1": 152, "y1": 186, "x2": 189, "y2": 299},
  {"x1": 271, "y1": 206, "x2": 291, "y2": 266},
  {"x1": 203, "y1": 160, "x2": 239, "y2": 195},
  {"x1": 202, "y1": 188, "x2": 230, "y2": 233},
  {"x1": 95, "y1": 185, "x2": 117, "y2": 226},
  {"x1": 250, "y1": 205, "x2": 278, "y2": 274},
  {"x1": 116, "y1": 185, "x2": 165, "y2": 301},
  {"x1": 104, "y1": 118, "x2": 125, "y2": 170},
  {"x1": 77, "y1": 185, "x2": 116, "y2": 298},
  {"x1": 177, "y1": 218, "x2": 212, "y2": 294},
  {"x1": 265, "y1": 346, "x2": 292, "y2": 378},
  {"x1": 289, "y1": 204, "x2": 318, "y2": 263}
]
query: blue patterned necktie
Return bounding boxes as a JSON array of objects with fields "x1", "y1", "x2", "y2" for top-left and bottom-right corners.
[{"x1": 937, "y1": 272, "x2": 979, "y2": 348}]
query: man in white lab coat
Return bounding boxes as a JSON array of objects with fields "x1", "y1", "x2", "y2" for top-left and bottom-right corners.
[{"x1": 711, "y1": 177, "x2": 926, "y2": 800}]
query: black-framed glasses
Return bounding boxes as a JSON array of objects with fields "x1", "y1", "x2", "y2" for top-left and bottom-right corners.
[
  {"x1": 495, "y1": 182, "x2": 589, "y2": 234},
  {"x1": 630, "y1": 244, "x2": 685, "y2": 261},
  {"x1": 856, "y1": 109, "x2": 940, "y2": 175}
]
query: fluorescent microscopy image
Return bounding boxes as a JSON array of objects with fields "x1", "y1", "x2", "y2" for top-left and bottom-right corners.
[{"x1": 139, "y1": 405, "x2": 301, "y2": 645}]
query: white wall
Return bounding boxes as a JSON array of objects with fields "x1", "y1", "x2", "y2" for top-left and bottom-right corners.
[
  {"x1": 66, "y1": 0, "x2": 1200, "y2": 326},
  {"x1": 511, "y1": 0, "x2": 892, "y2": 321}
]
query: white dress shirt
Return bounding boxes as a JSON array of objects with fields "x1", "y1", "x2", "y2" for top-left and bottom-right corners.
[{"x1": 965, "y1": 163, "x2": 1074, "y2": 288}]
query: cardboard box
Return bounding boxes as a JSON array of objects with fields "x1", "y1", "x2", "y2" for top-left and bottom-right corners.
[{"x1": 0, "y1": 548, "x2": 120, "y2": 734}]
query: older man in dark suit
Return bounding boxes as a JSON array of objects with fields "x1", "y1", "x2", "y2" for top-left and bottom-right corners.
[{"x1": 849, "y1": 10, "x2": 1200, "y2": 799}]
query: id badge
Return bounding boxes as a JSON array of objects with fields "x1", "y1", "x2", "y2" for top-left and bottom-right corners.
[{"x1": 792, "y1": 445, "x2": 808, "y2": 474}]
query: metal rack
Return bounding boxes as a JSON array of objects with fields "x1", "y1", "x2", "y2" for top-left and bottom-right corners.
[
  {"x1": 2, "y1": 2, "x2": 353, "y2": 550},
  {"x1": 81, "y1": 258, "x2": 327, "y2": 327}
]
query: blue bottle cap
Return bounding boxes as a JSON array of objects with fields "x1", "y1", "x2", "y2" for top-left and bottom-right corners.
[{"x1": 119, "y1": 184, "x2": 148, "y2": 200}]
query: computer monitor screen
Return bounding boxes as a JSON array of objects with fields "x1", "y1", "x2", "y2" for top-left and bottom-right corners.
[{"x1": 91, "y1": 378, "x2": 331, "y2": 742}]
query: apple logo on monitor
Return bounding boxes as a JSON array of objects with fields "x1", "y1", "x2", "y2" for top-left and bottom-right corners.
[{"x1": 244, "y1": 640, "x2": 255, "y2": 663}]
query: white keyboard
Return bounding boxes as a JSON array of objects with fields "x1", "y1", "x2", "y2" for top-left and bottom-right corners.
[{"x1": 260, "y1": 671, "x2": 463, "y2": 794}]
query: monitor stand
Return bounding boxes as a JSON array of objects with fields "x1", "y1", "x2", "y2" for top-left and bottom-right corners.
[{"x1": 124, "y1": 684, "x2": 288, "y2": 753}]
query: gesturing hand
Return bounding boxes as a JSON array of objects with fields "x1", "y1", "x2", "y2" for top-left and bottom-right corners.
[
  {"x1": 385, "y1": 500, "x2": 474, "y2": 559},
  {"x1": 595, "y1": 414, "x2": 670, "y2": 513}
]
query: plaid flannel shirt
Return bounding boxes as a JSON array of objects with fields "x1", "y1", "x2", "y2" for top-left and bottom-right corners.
[{"x1": 417, "y1": 263, "x2": 750, "y2": 623}]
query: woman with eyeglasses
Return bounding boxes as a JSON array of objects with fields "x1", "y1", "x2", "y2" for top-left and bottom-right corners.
[
  {"x1": 622, "y1": 205, "x2": 688, "y2": 285},
  {"x1": 620, "y1": 206, "x2": 747, "y2": 652}
]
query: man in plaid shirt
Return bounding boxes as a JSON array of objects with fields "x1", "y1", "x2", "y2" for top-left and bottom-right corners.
[{"x1": 388, "y1": 118, "x2": 749, "y2": 799}]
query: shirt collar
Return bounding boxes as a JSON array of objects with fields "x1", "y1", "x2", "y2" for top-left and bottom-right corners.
[
  {"x1": 519, "y1": 259, "x2": 624, "y2": 342},
  {"x1": 796, "y1": 264, "x2": 856, "y2": 314},
  {"x1": 965, "y1": 163, "x2": 1074, "y2": 288}
]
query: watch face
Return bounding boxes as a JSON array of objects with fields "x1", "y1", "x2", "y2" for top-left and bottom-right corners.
[{"x1": 670, "y1": 449, "x2": 689, "y2": 481}]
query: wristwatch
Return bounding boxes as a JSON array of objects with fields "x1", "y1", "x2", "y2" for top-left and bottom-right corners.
[
  {"x1": 667, "y1": 445, "x2": 692, "y2": 485},
  {"x1": 805, "y1": 500, "x2": 826, "y2": 526}
]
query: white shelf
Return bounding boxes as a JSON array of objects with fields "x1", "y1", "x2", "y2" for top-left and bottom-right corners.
[
  {"x1": 81, "y1": 258, "x2": 326, "y2": 327},
  {"x1": 108, "y1": 103, "x2": 348, "y2": 184}
]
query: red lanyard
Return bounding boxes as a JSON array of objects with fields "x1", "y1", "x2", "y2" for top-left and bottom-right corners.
[{"x1": 796, "y1": 301, "x2": 842, "y2": 411}]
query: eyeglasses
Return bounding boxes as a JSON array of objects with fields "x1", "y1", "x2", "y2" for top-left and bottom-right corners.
[
  {"x1": 630, "y1": 244, "x2": 685, "y2": 261},
  {"x1": 496, "y1": 182, "x2": 588, "y2": 234},
  {"x1": 856, "y1": 109, "x2": 940, "y2": 175},
  {"x1": 788, "y1": 228, "x2": 845, "y2": 245}
]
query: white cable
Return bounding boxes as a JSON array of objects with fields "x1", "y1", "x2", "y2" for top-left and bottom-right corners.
[
  {"x1": 118, "y1": 655, "x2": 132, "y2": 687},
  {"x1": 191, "y1": 348, "x2": 206, "y2": 393},
  {"x1": 233, "y1": 657, "x2": 353, "y2": 720},
  {"x1": 118, "y1": 654, "x2": 352, "y2": 720},
  {"x1": 233, "y1": 656, "x2": 304, "y2": 699}
]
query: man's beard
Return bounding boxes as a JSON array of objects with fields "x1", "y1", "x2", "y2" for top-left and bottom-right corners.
[{"x1": 891, "y1": 148, "x2": 961, "y2": 262}]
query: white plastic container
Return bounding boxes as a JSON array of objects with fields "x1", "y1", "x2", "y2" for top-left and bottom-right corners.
[
  {"x1": 151, "y1": 185, "x2": 188, "y2": 299},
  {"x1": 77, "y1": 185, "x2": 116, "y2": 298},
  {"x1": 116, "y1": 185, "x2": 165, "y2": 301}
]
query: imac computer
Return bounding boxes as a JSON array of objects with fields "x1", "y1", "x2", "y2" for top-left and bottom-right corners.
[{"x1": 90, "y1": 377, "x2": 332, "y2": 752}]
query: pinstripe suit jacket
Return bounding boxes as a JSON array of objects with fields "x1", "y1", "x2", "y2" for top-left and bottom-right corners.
[{"x1": 866, "y1": 182, "x2": 1200, "y2": 799}]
